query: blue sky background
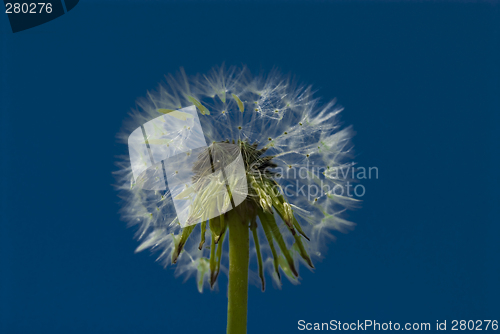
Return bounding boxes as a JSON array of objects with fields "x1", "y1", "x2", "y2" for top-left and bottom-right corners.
[{"x1": 1, "y1": 1, "x2": 499, "y2": 333}]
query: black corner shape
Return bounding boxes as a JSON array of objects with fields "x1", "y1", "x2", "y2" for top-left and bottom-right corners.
[
  {"x1": 4, "y1": 0, "x2": 79, "y2": 33},
  {"x1": 65, "y1": 0, "x2": 78, "y2": 12}
]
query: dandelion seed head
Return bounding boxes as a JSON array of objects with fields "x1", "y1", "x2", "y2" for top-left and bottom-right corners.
[{"x1": 115, "y1": 65, "x2": 358, "y2": 291}]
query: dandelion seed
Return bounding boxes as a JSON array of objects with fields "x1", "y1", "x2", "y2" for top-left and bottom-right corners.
[{"x1": 232, "y1": 94, "x2": 244, "y2": 113}]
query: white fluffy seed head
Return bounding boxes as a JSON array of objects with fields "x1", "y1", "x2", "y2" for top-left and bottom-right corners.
[{"x1": 115, "y1": 65, "x2": 359, "y2": 292}]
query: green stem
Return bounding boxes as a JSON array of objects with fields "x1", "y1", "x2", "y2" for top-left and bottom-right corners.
[{"x1": 227, "y1": 214, "x2": 249, "y2": 334}]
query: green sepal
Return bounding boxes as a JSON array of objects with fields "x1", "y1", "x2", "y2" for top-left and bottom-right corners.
[
  {"x1": 209, "y1": 213, "x2": 229, "y2": 288},
  {"x1": 257, "y1": 208, "x2": 298, "y2": 277},
  {"x1": 199, "y1": 220, "x2": 207, "y2": 250},
  {"x1": 209, "y1": 215, "x2": 227, "y2": 244},
  {"x1": 292, "y1": 235, "x2": 314, "y2": 268},
  {"x1": 259, "y1": 209, "x2": 281, "y2": 280},
  {"x1": 172, "y1": 224, "x2": 196, "y2": 264},
  {"x1": 261, "y1": 181, "x2": 296, "y2": 235},
  {"x1": 212, "y1": 228, "x2": 226, "y2": 287},
  {"x1": 269, "y1": 189, "x2": 313, "y2": 267},
  {"x1": 209, "y1": 233, "x2": 217, "y2": 288},
  {"x1": 291, "y1": 215, "x2": 310, "y2": 241},
  {"x1": 261, "y1": 181, "x2": 313, "y2": 267},
  {"x1": 250, "y1": 218, "x2": 265, "y2": 291},
  {"x1": 266, "y1": 180, "x2": 311, "y2": 241},
  {"x1": 209, "y1": 224, "x2": 226, "y2": 288},
  {"x1": 278, "y1": 255, "x2": 299, "y2": 282}
]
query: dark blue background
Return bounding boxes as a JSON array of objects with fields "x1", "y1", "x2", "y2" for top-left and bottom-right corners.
[{"x1": 1, "y1": 1, "x2": 499, "y2": 333}]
